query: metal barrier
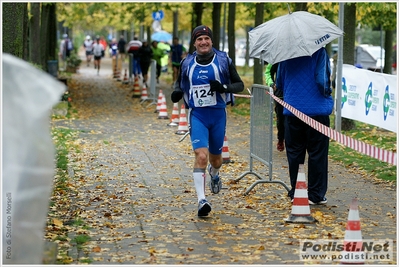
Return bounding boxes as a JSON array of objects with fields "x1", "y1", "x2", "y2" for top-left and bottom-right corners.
[
  {"x1": 144, "y1": 60, "x2": 158, "y2": 107},
  {"x1": 235, "y1": 84, "x2": 289, "y2": 195}
]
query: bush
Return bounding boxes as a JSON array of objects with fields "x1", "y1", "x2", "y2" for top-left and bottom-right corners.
[{"x1": 66, "y1": 52, "x2": 82, "y2": 68}]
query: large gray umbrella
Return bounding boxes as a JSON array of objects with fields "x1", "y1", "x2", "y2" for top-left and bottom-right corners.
[{"x1": 249, "y1": 11, "x2": 344, "y2": 64}]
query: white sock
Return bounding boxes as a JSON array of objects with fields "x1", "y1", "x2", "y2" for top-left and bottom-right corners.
[
  {"x1": 193, "y1": 170, "x2": 206, "y2": 202},
  {"x1": 210, "y1": 165, "x2": 220, "y2": 177}
]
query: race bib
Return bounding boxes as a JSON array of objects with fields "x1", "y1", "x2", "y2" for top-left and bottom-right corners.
[{"x1": 192, "y1": 84, "x2": 216, "y2": 107}]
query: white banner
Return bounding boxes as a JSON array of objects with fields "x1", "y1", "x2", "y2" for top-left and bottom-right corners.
[{"x1": 339, "y1": 64, "x2": 397, "y2": 133}]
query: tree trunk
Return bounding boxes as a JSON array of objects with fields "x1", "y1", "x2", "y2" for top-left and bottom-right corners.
[
  {"x1": 3, "y1": 3, "x2": 28, "y2": 59},
  {"x1": 40, "y1": 4, "x2": 50, "y2": 71},
  {"x1": 194, "y1": 3, "x2": 203, "y2": 26},
  {"x1": 189, "y1": 3, "x2": 203, "y2": 53},
  {"x1": 227, "y1": 3, "x2": 236, "y2": 66},
  {"x1": 212, "y1": 3, "x2": 221, "y2": 50},
  {"x1": 22, "y1": 4, "x2": 29, "y2": 61},
  {"x1": 383, "y1": 29, "x2": 393, "y2": 74},
  {"x1": 341, "y1": 3, "x2": 357, "y2": 130},
  {"x1": 253, "y1": 3, "x2": 264, "y2": 85},
  {"x1": 48, "y1": 4, "x2": 57, "y2": 60},
  {"x1": 30, "y1": 3, "x2": 41, "y2": 65}
]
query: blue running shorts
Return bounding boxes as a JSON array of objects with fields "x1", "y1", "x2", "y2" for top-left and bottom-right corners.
[{"x1": 189, "y1": 107, "x2": 226, "y2": 155}]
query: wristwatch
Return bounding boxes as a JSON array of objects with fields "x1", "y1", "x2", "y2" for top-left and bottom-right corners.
[{"x1": 223, "y1": 84, "x2": 228, "y2": 92}]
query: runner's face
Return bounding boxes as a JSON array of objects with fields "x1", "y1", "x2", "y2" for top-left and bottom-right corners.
[{"x1": 194, "y1": 35, "x2": 212, "y2": 55}]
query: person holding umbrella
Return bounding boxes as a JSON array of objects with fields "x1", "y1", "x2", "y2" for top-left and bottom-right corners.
[
  {"x1": 249, "y1": 11, "x2": 343, "y2": 206},
  {"x1": 170, "y1": 25, "x2": 244, "y2": 217},
  {"x1": 276, "y1": 46, "x2": 333, "y2": 205}
]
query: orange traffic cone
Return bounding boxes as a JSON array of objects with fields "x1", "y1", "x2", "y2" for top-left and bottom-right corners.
[
  {"x1": 140, "y1": 82, "x2": 149, "y2": 102},
  {"x1": 176, "y1": 104, "x2": 189, "y2": 135},
  {"x1": 284, "y1": 164, "x2": 317, "y2": 224},
  {"x1": 132, "y1": 76, "x2": 141, "y2": 98},
  {"x1": 168, "y1": 102, "x2": 180, "y2": 126},
  {"x1": 340, "y1": 198, "x2": 364, "y2": 264},
  {"x1": 122, "y1": 69, "x2": 129, "y2": 84},
  {"x1": 222, "y1": 135, "x2": 232, "y2": 163},
  {"x1": 158, "y1": 94, "x2": 169, "y2": 119},
  {"x1": 155, "y1": 90, "x2": 163, "y2": 113}
]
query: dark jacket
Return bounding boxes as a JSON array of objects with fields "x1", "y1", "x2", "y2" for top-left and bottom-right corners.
[
  {"x1": 138, "y1": 45, "x2": 153, "y2": 64},
  {"x1": 276, "y1": 47, "x2": 333, "y2": 116}
]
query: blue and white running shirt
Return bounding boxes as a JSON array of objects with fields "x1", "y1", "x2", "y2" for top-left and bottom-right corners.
[{"x1": 186, "y1": 55, "x2": 229, "y2": 109}]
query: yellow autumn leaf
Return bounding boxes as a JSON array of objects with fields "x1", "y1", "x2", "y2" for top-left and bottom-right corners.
[{"x1": 53, "y1": 218, "x2": 63, "y2": 227}]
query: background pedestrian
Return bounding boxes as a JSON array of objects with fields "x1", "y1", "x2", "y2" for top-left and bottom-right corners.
[
  {"x1": 83, "y1": 35, "x2": 94, "y2": 67},
  {"x1": 170, "y1": 36, "x2": 187, "y2": 85},
  {"x1": 117, "y1": 35, "x2": 127, "y2": 62},
  {"x1": 92, "y1": 37, "x2": 105, "y2": 75},
  {"x1": 151, "y1": 41, "x2": 164, "y2": 83},
  {"x1": 138, "y1": 39, "x2": 153, "y2": 85},
  {"x1": 127, "y1": 37, "x2": 142, "y2": 78}
]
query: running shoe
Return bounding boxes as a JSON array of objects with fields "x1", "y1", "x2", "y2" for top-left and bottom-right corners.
[
  {"x1": 198, "y1": 199, "x2": 211, "y2": 217},
  {"x1": 208, "y1": 164, "x2": 222, "y2": 194},
  {"x1": 309, "y1": 197, "x2": 328, "y2": 205}
]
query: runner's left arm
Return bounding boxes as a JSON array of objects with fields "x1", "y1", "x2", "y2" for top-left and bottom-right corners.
[{"x1": 225, "y1": 63, "x2": 244, "y2": 93}]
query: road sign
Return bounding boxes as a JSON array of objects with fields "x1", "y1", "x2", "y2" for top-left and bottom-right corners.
[
  {"x1": 152, "y1": 10, "x2": 164, "y2": 21},
  {"x1": 152, "y1": 20, "x2": 162, "y2": 32}
]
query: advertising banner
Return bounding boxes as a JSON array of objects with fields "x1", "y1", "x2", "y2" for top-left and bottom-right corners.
[{"x1": 339, "y1": 64, "x2": 397, "y2": 133}]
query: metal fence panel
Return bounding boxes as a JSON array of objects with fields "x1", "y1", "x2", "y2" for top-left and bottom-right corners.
[{"x1": 235, "y1": 84, "x2": 289, "y2": 195}]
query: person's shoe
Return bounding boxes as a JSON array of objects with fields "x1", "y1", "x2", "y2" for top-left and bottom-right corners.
[
  {"x1": 208, "y1": 164, "x2": 222, "y2": 194},
  {"x1": 277, "y1": 140, "x2": 285, "y2": 152},
  {"x1": 309, "y1": 197, "x2": 327, "y2": 205},
  {"x1": 198, "y1": 199, "x2": 211, "y2": 217}
]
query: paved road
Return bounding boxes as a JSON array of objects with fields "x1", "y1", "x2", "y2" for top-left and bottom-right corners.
[{"x1": 52, "y1": 53, "x2": 396, "y2": 265}]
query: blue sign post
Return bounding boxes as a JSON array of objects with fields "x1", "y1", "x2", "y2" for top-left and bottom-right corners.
[{"x1": 152, "y1": 10, "x2": 164, "y2": 21}]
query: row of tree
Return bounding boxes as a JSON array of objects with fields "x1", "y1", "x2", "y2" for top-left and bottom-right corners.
[
  {"x1": 2, "y1": 3, "x2": 397, "y2": 131},
  {"x1": 3, "y1": 3, "x2": 396, "y2": 78}
]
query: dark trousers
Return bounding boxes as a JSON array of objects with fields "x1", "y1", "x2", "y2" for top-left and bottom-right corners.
[
  {"x1": 156, "y1": 63, "x2": 161, "y2": 79},
  {"x1": 132, "y1": 59, "x2": 141, "y2": 76},
  {"x1": 285, "y1": 115, "x2": 330, "y2": 202},
  {"x1": 275, "y1": 101, "x2": 285, "y2": 141}
]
